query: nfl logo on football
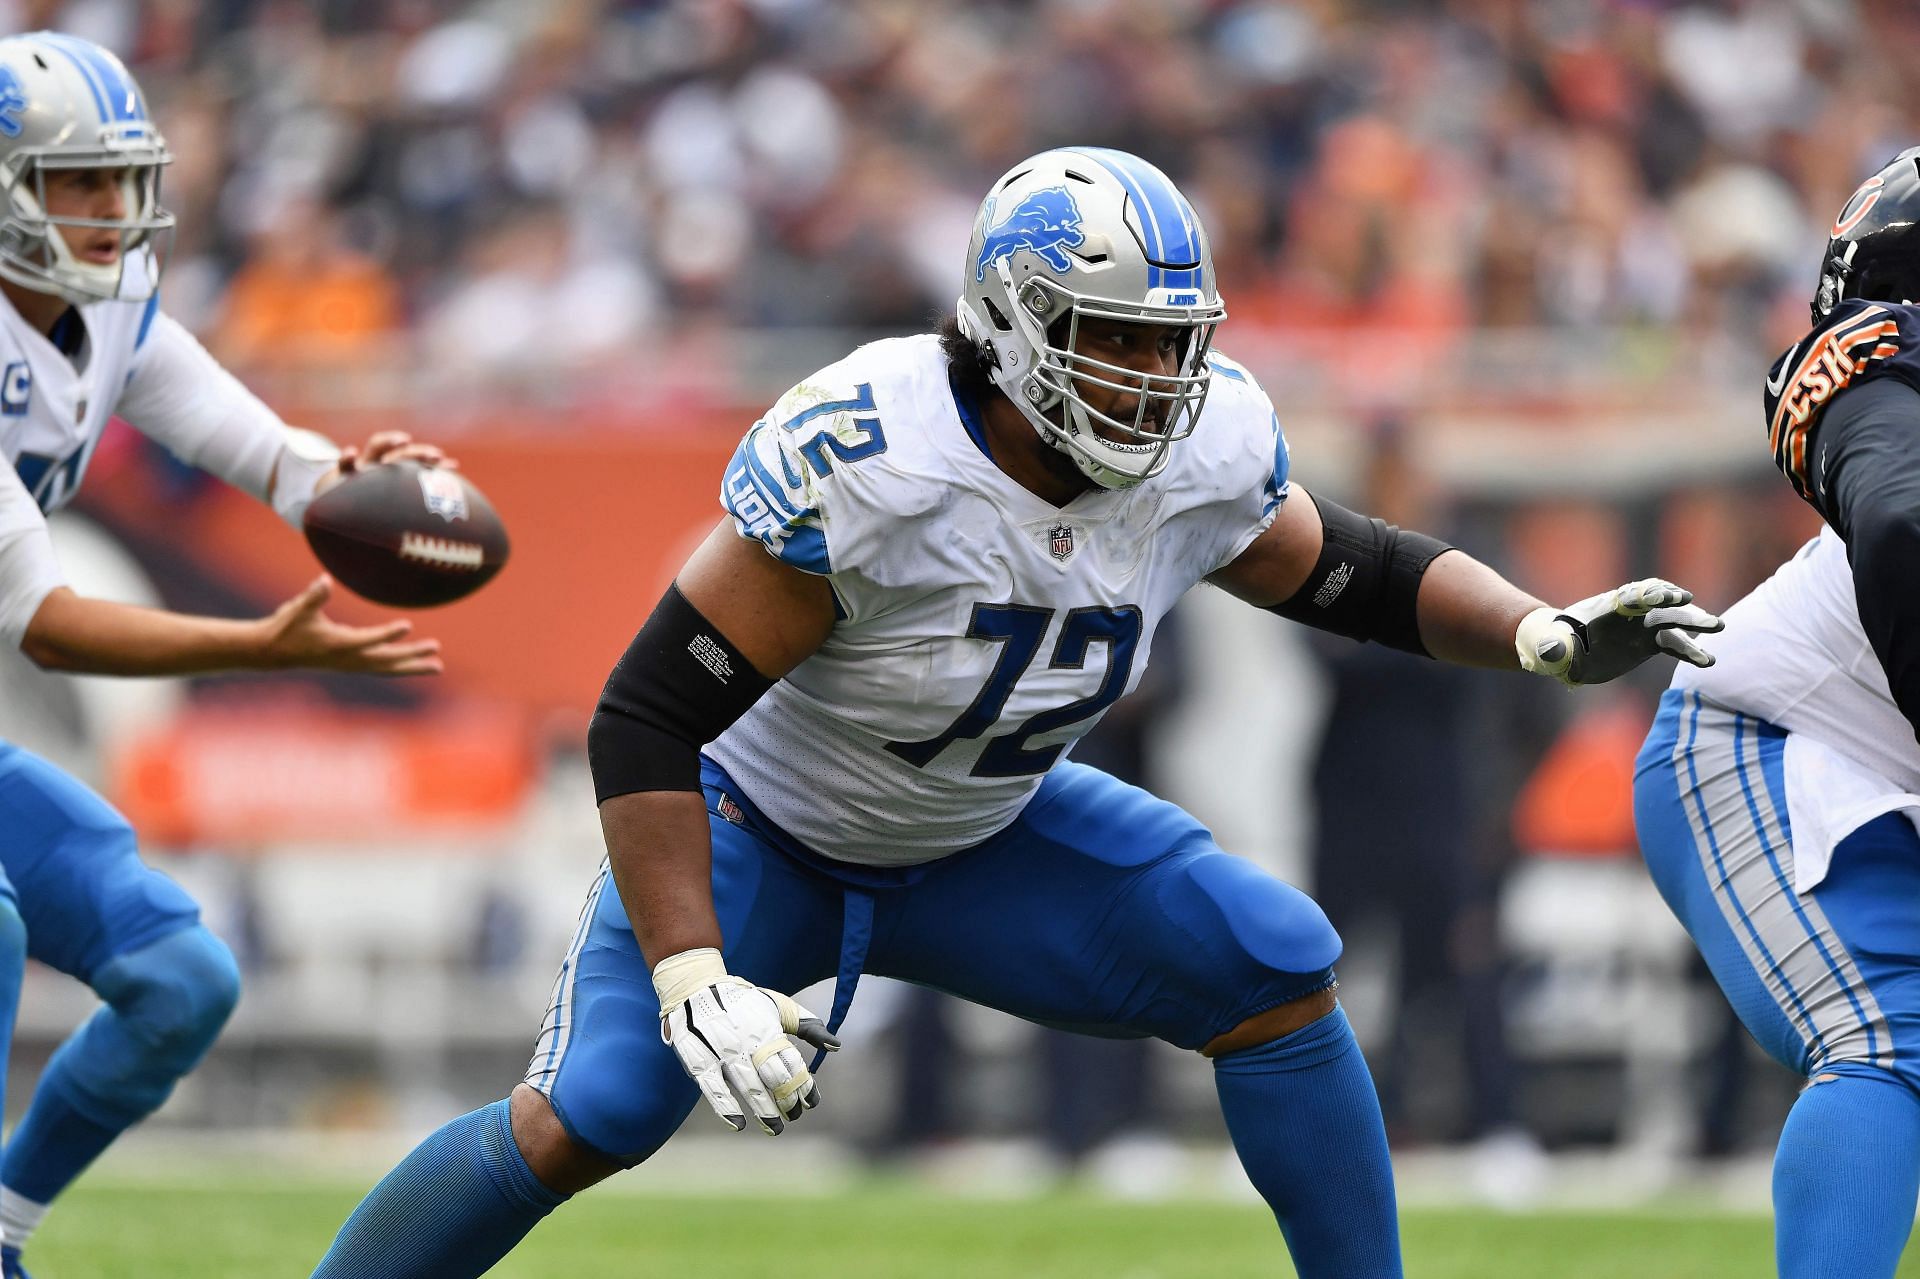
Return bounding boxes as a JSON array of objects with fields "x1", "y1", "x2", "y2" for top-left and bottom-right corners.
[
  {"x1": 1048, "y1": 522, "x2": 1075, "y2": 561},
  {"x1": 417, "y1": 468, "x2": 470, "y2": 523}
]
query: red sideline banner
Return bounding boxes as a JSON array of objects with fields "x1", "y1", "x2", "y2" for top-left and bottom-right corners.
[{"x1": 109, "y1": 704, "x2": 536, "y2": 846}]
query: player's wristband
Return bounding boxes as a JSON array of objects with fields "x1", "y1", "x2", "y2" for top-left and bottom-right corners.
[
  {"x1": 652, "y1": 947, "x2": 731, "y2": 1013},
  {"x1": 269, "y1": 427, "x2": 343, "y2": 529},
  {"x1": 1514, "y1": 606, "x2": 1576, "y2": 682}
]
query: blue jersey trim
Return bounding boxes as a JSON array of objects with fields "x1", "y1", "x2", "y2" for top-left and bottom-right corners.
[
  {"x1": 134, "y1": 291, "x2": 159, "y2": 351},
  {"x1": 775, "y1": 523, "x2": 830, "y2": 574},
  {"x1": 741, "y1": 441, "x2": 804, "y2": 521},
  {"x1": 948, "y1": 368, "x2": 994, "y2": 462}
]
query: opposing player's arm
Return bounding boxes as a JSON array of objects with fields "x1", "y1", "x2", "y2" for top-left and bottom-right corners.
[
  {"x1": 1807, "y1": 375, "x2": 1920, "y2": 738},
  {"x1": 1212, "y1": 482, "x2": 1722, "y2": 681},
  {"x1": 588, "y1": 519, "x2": 839, "y2": 1135}
]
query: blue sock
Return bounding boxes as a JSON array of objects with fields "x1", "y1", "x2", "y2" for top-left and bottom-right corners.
[
  {"x1": 1774, "y1": 1065, "x2": 1920, "y2": 1279},
  {"x1": 1213, "y1": 1005, "x2": 1401, "y2": 1279},
  {"x1": 0, "y1": 1086, "x2": 117, "y2": 1205},
  {"x1": 312, "y1": 1100, "x2": 567, "y2": 1278}
]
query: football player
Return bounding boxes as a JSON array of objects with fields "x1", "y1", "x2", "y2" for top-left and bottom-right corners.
[
  {"x1": 1635, "y1": 147, "x2": 1920, "y2": 1279},
  {"x1": 314, "y1": 147, "x2": 1721, "y2": 1279},
  {"x1": 0, "y1": 32, "x2": 449, "y2": 1278}
]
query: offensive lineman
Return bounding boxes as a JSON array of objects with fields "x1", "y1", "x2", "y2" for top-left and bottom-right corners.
[
  {"x1": 1635, "y1": 147, "x2": 1920, "y2": 1279},
  {"x1": 315, "y1": 147, "x2": 1722, "y2": 1279},
  {"x1": 0, "y1": 33, "x2": 450, "y2": 1278}
]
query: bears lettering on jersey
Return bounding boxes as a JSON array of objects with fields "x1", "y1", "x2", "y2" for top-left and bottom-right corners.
[{"x1": 1766, "y1": 299, "x2": 1916, "y2": 506}]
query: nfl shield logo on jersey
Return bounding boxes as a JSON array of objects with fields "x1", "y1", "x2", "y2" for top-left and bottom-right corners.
[{"x1": 1048, "y1": 523, "x2": 1075, "y2": 561}]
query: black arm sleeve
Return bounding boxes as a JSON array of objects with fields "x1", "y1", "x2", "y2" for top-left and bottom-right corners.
[
  {"x1": 1815, "y1": 375, "x2": 1920, "y2": 739},
  {"x1": 1265, "y1": 495, "x2": 1453, "y2": 657},
  {"x1": 586, "y1": 584, "x2": 775, "y2": 804}
]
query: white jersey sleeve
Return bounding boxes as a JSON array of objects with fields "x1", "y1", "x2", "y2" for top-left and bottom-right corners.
[
  {"x1": 1193, "y1": 351, "x2": 1289, "y2": 574},
  {"x1": 0, "y1": 459, "x2": 65, "y2": 648},
  {"x1": 719, "y1": 370, "x2": 895, "y2": 621},
  {"x1": 117, "y1": 312, "x2": 339, "y2": 527}
]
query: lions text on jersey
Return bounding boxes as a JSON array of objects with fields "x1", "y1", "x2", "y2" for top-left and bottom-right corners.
[{"x1": 705, "y1": 335, "x2": 1287, "y2": 866}]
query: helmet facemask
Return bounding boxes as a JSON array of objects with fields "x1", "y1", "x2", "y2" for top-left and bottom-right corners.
[
  {"x1": 0, "y1": 134, "x2": 172, "y2": 305},
  {"x1": 1005, "y1": 270, "x2": 1221, "y2": 489},
  {"x1": 958, "y1": 147, "x2": 1228, "y2": 492}
]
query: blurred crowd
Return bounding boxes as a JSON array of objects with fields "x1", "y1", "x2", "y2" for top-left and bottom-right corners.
[
  {"x1": 7, "y1": 0, "x2": 1914, "y2": 400},
  {"x1": 5, "y1": 0, "x2": 1874, "y2": 1175}
]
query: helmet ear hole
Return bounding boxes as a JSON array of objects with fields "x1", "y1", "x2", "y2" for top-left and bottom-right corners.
[{"x1": 982, "y1": 296, "x2": 1012, "y2": 332}]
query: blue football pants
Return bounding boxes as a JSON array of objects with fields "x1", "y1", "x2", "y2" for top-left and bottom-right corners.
[
  {"x1": 526, "y1": 758, "x2": 1343, "y2": 1164},
  {"x1": 1637, "y1": 690, "x2": 1920, "y2": 1277}
]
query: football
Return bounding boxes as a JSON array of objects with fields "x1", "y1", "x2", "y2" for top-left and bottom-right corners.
[{"x1": 302, "y1": 461, "x2": 510, "y2": 607}]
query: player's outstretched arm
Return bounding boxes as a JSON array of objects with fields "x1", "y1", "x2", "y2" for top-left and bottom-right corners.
[
  {"x1": 589, "y1": 520, "x2": 839, "y2": 1135},
  {"x1": 1213, "y1": 483, "x2": 1722, "y2": 683},
  {"x1": 117, "y1": 312, "x2": 457, "y2": 526},
  {"x1": 19, "y1": 574, "x2": 442, "y2": 676}
]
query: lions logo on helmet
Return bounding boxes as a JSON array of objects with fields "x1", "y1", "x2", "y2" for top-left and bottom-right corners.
[
  {"x1": 0, "y1": 68, "x2": 26, "y2": 139},
  {"x1": 957, "y1": 147, "x2": 1226, "y2": 491},
  {"x1": 0, "y1": 32, "x2": 173, "y2": 305},
  {"x1": 973, "y1": 187, "x2": 1087, "y2": 283}
]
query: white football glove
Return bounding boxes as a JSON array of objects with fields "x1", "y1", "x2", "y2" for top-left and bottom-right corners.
[
  {"x1": 653, "y1": 948, "x2": 839, "y2": 1136},
  {"x1": 1516, "y1": 578, "x2": 1724, "y2": 687}
]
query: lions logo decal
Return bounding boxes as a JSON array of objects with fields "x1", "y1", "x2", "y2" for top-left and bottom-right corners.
[
  {"x1": 0, "y1": 67, "x2": 25, "y2": 139},
  {"x1": 974, "y1": 186, "x2": 1087, "y2": 283}
]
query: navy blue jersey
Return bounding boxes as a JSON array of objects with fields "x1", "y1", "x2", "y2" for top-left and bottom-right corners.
[{"x1": 1766, "y1": 299, "x2": 1920, "y2": 516}]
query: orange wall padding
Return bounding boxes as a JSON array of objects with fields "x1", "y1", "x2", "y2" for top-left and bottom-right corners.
[{"x1": 100, "y1": 414, "x2": 744, "y2": 724}]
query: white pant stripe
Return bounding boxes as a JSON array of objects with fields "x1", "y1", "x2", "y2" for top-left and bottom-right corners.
[
  {"x1": 524, "y1": 859, "x2": 610, "y2": 1093},
  {"x1": 1673, "y1": 693, "x2": 1890, "y2": 1072}
]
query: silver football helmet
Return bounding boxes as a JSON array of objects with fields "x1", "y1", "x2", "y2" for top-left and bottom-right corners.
[
  {"x1": 958, "y1": 147, "x2": 1226, "y2": 489},
  {"x1": 0, "y1": 32, "x2": 171, "y2": 305}
]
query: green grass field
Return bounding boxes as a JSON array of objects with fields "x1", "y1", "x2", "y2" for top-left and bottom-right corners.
[{"x1": 24, "y1": 1174, "x2": 1916, "y2": 1278}]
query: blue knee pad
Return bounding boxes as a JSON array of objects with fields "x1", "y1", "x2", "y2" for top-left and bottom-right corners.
[
  {"x1": 1153, "y1": 849, "x2": 1342, "y2": 1039},
  {"x1": 56, "y1": 924, "x2": 240, "y2": 1124}
]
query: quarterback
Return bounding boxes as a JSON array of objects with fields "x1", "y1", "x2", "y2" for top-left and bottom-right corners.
[
  {"x1": 316, "y1": 148, "x2": 1720, "y2": 1279},
  {"x1": 0, "y1": 32, "x2": 446, "y2": 1277},
  {"x1": 1636, "y1": 147, "x2": 1920, "y2": 1279}
]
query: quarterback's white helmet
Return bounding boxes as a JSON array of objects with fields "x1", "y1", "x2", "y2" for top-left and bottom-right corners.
[
  {"x1": 0, "y1": 32, "x2": 171, "y2": 305},
  {"x1": 958, "y1": 147, "x2": 1225, "y2": 489}
]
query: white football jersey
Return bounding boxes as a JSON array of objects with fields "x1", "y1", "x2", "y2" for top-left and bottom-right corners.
[
  {"x1": 704, "y1": 335, "x2": 1288, "y2": 866},
  {"x1": 1675, "y1": 532, "x2": 1920, "y2": 790},
  {"x1": 0, "y1": 248, "x2": 159, "y2": 526},
  {"x1": 0, "y1": 248, "x2": 334, "y2": 647},
  {"x1": 1674, "y1": 531, "x2": 1920, "y2": 887}
]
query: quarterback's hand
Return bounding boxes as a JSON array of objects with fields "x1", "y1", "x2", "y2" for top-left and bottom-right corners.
[
  {"x1": 653, "y1": 948, "x2": 839, "y2": 1136},
  {"x1": 318, "y1": 430, "x2": 457, "y2": 496},
  {"x1": 1516, "y1": 578, "x2": 1724, "y2": 686},
  {"x1": 256, "y1": 575, "x2": 443, "y2": 675}
]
